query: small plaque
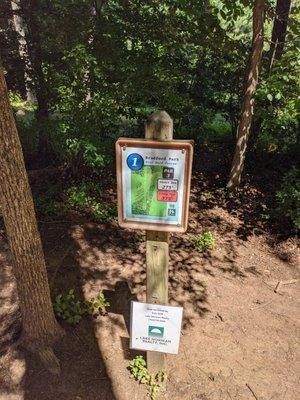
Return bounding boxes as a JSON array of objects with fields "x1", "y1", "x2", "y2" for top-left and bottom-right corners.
[{"x1": 130, "y1": 301, "x2": 183, "y2": 354}]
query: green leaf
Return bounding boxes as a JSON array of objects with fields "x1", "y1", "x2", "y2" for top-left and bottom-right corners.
[{"x1": 267, "y1": 94, "x2": 273, "y2": 101}]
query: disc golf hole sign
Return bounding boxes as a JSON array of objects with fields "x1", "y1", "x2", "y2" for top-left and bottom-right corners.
[{"x1": 116, "y1": 138, "x2": 193, "y2": 232}]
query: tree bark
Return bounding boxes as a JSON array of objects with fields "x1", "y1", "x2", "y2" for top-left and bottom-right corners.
[
  {"x1": 268, "y1": 0, "x2": 291, "y2": 71},
  {"x1": 11, "y1": 0, "x2": 36, "y2": 103},
  {"x1": 20, "y1": 0, "x2": 50, "y2": 157},
  {"x1": 0, "y1": 65, "x2": 63, "y2": 373},
  {"x1": 227, "y1": 0, "x2": 265, "y2": 190}
]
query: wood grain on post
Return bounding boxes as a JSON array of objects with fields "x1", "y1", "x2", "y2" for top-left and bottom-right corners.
[{"x1": 145, "y1": 111, "x2": 173, "y2": 373}]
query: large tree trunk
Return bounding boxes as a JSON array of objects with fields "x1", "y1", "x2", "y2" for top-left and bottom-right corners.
[
  {"x1": 227, "y1": 0, "x2": 265, "y2": 190},
  {"x1": 11, "y1": 0, "x2": 36, "y2": 103},
  {"x1": 268, "y1": 0, "x2": 291, "y2": 71},
  {"x1": 0, "y1": 66, "x2": 63, "y2": 373}
]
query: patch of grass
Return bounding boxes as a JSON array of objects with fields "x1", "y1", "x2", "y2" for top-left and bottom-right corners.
[
  {"x1": 190, "y1": 231, "x2": 216, "y2": 252},
  {"x1": 128, "y1": 356, "x2": 166, "y2": 400}
]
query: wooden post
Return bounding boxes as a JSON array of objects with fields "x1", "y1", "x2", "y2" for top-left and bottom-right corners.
[{"x1": 145, "y1": 111, "x2": 173, "y2": 373}]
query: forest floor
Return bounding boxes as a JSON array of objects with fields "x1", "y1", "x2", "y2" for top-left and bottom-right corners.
[{"x1": 0, "y1": 152, "x2": 299, "y2": 400}]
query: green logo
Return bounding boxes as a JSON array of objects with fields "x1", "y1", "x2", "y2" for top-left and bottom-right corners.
[{"x1": 148, "y1": 326, "x2": 164, "y2": 338}]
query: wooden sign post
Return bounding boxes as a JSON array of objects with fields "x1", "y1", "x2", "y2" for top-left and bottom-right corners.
[
  {"x1": 145, "y1": 111, "x2": 172, "y2": 373},
  {"x1": 115, "y1": 110, "x2": 193, "y2": 374}
]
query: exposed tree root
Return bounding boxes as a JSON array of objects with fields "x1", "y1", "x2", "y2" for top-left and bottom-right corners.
[{"x1": 38, "y1": 346, "x2": 61, "y2": 375}]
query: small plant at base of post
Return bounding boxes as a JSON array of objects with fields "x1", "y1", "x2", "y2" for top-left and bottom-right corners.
[
  {"x1": 190, "y1": 231, "x2": 216, "y2": 252},
  {"x1": 85, "y1": 291, "x2": 110, "y2": 315},
  {"x1": 128, "y1": 355, "x2": 166, "y2": 400}
]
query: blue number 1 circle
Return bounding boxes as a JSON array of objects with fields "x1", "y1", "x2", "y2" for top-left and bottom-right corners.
[{"x1": 127, "y1": 153, "x2": 144, "y2": 171}]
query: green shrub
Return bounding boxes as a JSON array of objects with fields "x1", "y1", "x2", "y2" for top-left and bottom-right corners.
[
  {"x1": 276, "y1": 167, "x2": 300, "y2": 230},
  {"x1": 53, "y1": 289, "x2": 110, "y2": 325},
  {"x1": 53, "y1": 289, "x2": 86, "y2": 325},
  {"x1": 85, "y1": 292, "x2": 110, "y2": 315},
  {"x1": 67, "y1": 182, "x2": 116, "y2": 222},
  {"x1": 9, "y1": 91, "x2": 36, "y2": 112},
  {"x1": 190, "y1": 231, "x2": 216, "y2": 252},
  {"x1": 34, "y1": 184, "x2": 65, "y2": 216},
  {"x1": 128, "y1": 356, "x2": 166, "y2": 400}
]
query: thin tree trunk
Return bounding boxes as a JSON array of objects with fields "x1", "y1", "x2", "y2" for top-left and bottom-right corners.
[
  {"x1": 21, "y1": 0, "x2": 50, "y2": 157},
  {"x1": 227, "y1": 0, "x2": 265, "y2": 190},
  {"x1": 268, "y1": 0, "x2": 291, "y2": 71},
  {"x1": 11, "y1": 0, "x2": 36, "y2": 103},
  {"x1": 0, "y1": 65, "x2": 63, "y2": 373}
]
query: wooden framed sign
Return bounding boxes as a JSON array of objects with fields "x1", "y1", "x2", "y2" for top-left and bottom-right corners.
[{"x1": 115, "y1": 138, "x2": 193, "y2": 232}]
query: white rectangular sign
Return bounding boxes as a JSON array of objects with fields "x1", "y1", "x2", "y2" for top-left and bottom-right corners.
[{"x1": 130, "y1": 301, "x2": 183, "y2": 354}]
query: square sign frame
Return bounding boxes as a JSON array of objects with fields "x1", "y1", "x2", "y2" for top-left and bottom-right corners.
[{"x1": 116, "y1": 138, "x2": 193, "y2": 232}]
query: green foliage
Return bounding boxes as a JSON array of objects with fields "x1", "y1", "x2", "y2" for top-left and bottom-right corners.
[
  {"x1": 33, "y1": 181, "x2": 116, "y2": 222},
  {"x1": 275, "y1": 167, "x2": 300, "y2": 230},
  {"x1": 9, "y1": 91, "x2": 36, "y2": 112},
  {"x1": 4, "y1": 0, "x2": 300, "y2": 242},
  {"x1": 67, "y1": 182, "x2": 116, "y2": 222},
  {"x1": 53, "y1": 289, "x2": 110, "y2": 325},
  {"x1": 85, "y1": 292, "x2": 110, "y2": 315},
  {"x1": 34, "y1": 184, "x2": 65, "y2": 217},
  {"x1": 190, "y1": 231, "x2": 216, "y2": 252},
  {"x1": 254, "y1": 2, "x2": 300, "y2": 155},
  {"x1": 53, "y1": 289, "x2": 86, "y2": 325},
  {"x1": 128, "y1": 356, "x2": 166, "y2": 400}
]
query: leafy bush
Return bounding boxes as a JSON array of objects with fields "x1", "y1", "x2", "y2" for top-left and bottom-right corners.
[
  {"x1": 33, "y1": 181, "x2": 116, "y2": 221},
  {"x1": 53, "y1": 289, "x2": 86, "y2": 325},
  {"x1": 67, "y1": 182, "x2": 116, "y2": 222},
  {"x1": 85, "y1": 292, "x2": 110, "y2": 315},
  {"x1": 255, "y1": 49, "x2": 299, "y2": 154},
  {"x1": 190, "y1": 231, "x2": 216, "y2": 252},
  {"x1": 34, "y1": 184, "x2": 65, "y2": 217},
  {"x1": 276, "y1": 167, "x2": 300, "y2": 230},
  {"x1": 53, "y1": 289, "x2": 110, "y2": 325},
  {"x1": 9, "y1": 91, "x2": 36, "y2": 112},
  {"x1": 128, "y1": 356, "x2": 166, "y2": 400}
]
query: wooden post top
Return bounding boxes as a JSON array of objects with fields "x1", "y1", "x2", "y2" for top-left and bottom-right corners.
[{"x1": 145, "y1": 110, "x2": 173, "y2": 141}]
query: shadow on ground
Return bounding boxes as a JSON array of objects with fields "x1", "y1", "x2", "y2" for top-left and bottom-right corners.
[{"x1": 0, "y1": 223, "x2": 115, "y2": 400}]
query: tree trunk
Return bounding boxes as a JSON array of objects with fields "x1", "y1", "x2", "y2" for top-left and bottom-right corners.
[
  {"x1": 268, "y1": 0, "x2": 291, "y2": 71},
  {"x1": 11, "y1": 0, "x2": 36, "y2": 103},
  {"x1": 0, "y1": 66, "x2": 63, "y2": 373},
  {"x1": 227, "y1": 0, "x2": 265, "y2": 190},
  {"x1": 20, "y1": 0, "x2": 50, "y2": 158}
]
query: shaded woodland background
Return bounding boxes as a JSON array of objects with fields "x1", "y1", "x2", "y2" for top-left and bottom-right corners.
[
  {"x1": 0, "y1": 0, "x2": 299, "y2": 233},
  {"x1": 0, "y1": 2, "x2": 300, "y2": 400}
]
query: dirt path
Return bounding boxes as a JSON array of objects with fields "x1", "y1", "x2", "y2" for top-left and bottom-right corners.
[
  {"x1": 0, "y1": 182, "x2": 299, "y2": 400},
  {"x1": 70, "y1": 203, "x2": 299, "y2": 400}
]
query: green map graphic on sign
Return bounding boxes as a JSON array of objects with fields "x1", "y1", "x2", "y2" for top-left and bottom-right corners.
[{"x1": 131, "y1": 166, "x2": 167, "y2": 217}]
